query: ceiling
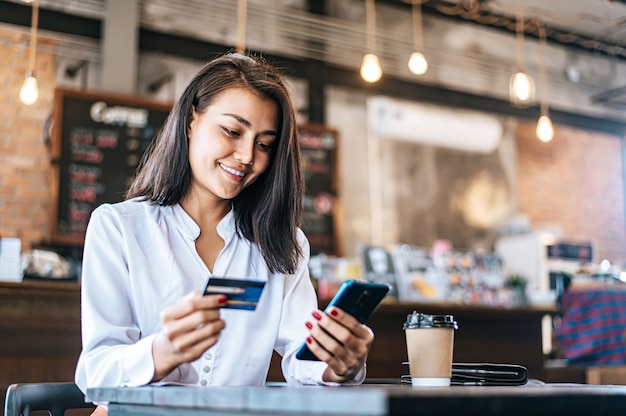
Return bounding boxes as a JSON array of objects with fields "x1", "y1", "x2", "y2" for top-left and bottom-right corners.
[
  {"x1": 3, "y1": 0, "x2": 626, "y2": 122},
  {"x1": 488, "y1": 0, "x2": 626, "y2": 44},
  {"x1": 7, "y1": 0, "x2": 626, "y2": 59},
  {"x1": 411, "y1": 0, "x2": 626, "y2": 110},
  {"x1": 399, "y1": 0, "x2": 626, "y2": 59}
]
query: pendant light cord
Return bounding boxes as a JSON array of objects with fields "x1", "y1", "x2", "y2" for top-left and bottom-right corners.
[
  {"x1": 27, "y1": 0, "x2": 39, "y2": 73},
  {"x1": 365, "y1": 0, "x2": 376, "y2": 52},
  {"x1": 538, "y1": 22, "x2": 548, "y2": 116},
  {"x1": 412, "y1": 1, "x2": 423, "y2": 53},
  {"x1": 515, "y1": 0, "x2": 524, "y2": 71},
  {"x1": 236, "y1": 0, "x2": 247, "y2": 54}
]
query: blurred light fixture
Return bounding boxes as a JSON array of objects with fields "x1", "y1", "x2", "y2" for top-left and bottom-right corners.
[
  {"x1": 536, "y1": 23, "x2": 554, "y2": 143},
  {"x1": 408, "y1": 1, "x2": 428, "y2": 75},
  {"x1": 236, "y1": 0, "x2": 247, "y2": 53},
  {"x1": 65, "y1": 60, "x2": 89, "y2": 90},
  {"x1": 20, "y1": 0, "x2": 39, "y2": 105},
  {"x1": 360, "y1": 0, "x2": 382, "y2": 83},
  {"x1": 147, "y1": 73, "x2": 173, "y2": 94},
  {"x1": 508, "y1": 0, "x2": 534, "y2": 107},
  {"x1": 565, "y1": 63, "x2": 581, "y2": 83}
]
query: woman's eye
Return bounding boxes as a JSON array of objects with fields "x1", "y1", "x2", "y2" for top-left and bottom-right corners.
[
  {"x1": 256, "y1": 141, "x2": 273, "y2": 152},
  {"x1": 222, "y1": 127, "x2": 240, "y2": 137}
]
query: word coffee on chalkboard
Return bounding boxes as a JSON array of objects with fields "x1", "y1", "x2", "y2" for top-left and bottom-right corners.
[
  {"x1": 299, "y1": 124, "x2": 339, "y2": 256},
  {"x1": 50, "y1": 88, "x2": 171, "y2": 245}
]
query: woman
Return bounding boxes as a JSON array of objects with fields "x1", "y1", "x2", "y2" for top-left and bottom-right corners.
[{"x1": 75, "y1": 53, "x2": 373, "y2": 412}]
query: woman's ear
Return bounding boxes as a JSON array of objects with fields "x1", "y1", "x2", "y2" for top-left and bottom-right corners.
[{"x1": 187, "y1": 105, "x2": 196, "y2": 137}]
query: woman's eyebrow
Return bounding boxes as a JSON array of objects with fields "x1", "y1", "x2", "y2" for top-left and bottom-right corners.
[{"x1": 223, "y1": 113, "x2": 277, "y2": 136}]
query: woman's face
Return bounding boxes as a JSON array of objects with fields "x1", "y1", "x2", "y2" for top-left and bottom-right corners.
[{"x1": 187, "y1": 87, "x2": 279, "y2": 201}]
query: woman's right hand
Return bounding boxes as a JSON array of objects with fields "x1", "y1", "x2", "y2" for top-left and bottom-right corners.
[{"x1": 151, "y1": 291, "x2": 226, "y2": 381}]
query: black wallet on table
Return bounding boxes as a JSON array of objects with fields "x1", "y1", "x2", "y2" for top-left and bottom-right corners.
[{"x1": 451, "y1": 363, "x2": 528, "y2": 386}]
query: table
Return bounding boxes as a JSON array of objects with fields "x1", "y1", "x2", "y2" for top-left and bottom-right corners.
[{"x1": 87, "y1": 383, "x2": 626, "y2": 416}]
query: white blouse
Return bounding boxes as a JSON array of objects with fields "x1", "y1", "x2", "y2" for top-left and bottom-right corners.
[{"x1": 75, "y1": 198, "x2": 364, "y2": 393}]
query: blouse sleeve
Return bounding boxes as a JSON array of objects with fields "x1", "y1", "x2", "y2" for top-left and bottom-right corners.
[{"x1": 75, "y1": 204, "x2": 158, "y2": 393}]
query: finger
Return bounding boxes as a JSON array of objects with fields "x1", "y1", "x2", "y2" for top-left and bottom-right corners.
[
  {"x1": 170, "y1": 318, "x2": 226, "y2": 352},
  {"x1": 305, "y1": 333, "x2": 353, "y2": 377},
  {"x1": 312, "y1": 309, "x2": 371, "y2": 351},
  {"x1": 308, "y1": 319, "x2": 359, "y2": 369},
  {"x1": 162, "y1": 293, "x2": 226, "y2": 323},
  {"x1": 161, "y1": 295, "x2": 224, "y2": 344},
  {"x1": 326, "y1": 307, "x2": 374, "y2": 341},
  {"x1": 163, "y1": 308, "x2": 223, "y2": 342},
  {"x1": 311, "y1": 310, "x2": 373, "y2": 365},
  {"x1": 159, "y1": 330, "x2": 221, "y2": 365},
  {"x1": 302, "y1": 333, "x2": 335, "y2": 363}
]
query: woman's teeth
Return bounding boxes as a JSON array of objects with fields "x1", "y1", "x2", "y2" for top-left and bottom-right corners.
[{"x1": 221, "y1": 164, "x2": 245, "y2": 177}]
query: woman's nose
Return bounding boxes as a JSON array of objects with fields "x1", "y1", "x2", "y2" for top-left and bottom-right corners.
[{"x1": 234, "y1": 139, "x2": 254, "y2": 165}]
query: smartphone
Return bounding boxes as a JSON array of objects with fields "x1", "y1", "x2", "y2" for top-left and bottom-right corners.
[{"x1": 295, "y1": 280, "x2": 390, "y2": 361}]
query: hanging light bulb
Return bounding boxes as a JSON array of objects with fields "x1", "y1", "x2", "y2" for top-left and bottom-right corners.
[
  {"x1": 408, "y1": 52, "x2": 428, "y2": 75},
  {"x1": 509, "y1": 0, "x2": 535, "y2": 107},
  {"x1": 536, "y1": 115, "x2": 554, "y2": 142},
  {"x1": 509, "y1": 71, "x2": 534, "y2": 103},
  {"x1": 361, "y1": 0, "x2": 382, "y2": 83},
  {"x1": 408, "y1": 1, "x2": 428, "y2": 75},
  {"x1": 20, "y1": 0, "x2": 39, "y2": 105},
  {"x1": 361, "y1": 53, "x2": 382, "y2": 83},
  {"x1": 535, "y1": 23, "x2": 554, "y2": 143},
  {"x1": 20, "y1": 71, "x2": 38, "y2": 105}
]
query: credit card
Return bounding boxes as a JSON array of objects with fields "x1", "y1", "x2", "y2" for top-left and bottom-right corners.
[{"x1": 203, "y1": 277, "x2": 265, "y2": 311}]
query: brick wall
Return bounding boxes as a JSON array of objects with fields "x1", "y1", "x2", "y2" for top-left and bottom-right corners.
[
  {"x1": 0, "y1": 26, "x2": 55, "y2": 249},
  {"x1": 517, "y1": 120, "x2": 626, "y2": 262}
]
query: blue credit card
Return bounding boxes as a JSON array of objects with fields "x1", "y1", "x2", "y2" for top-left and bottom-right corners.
[{"x1": 203, "y1": 277, "x2": 265, "y2": 311}]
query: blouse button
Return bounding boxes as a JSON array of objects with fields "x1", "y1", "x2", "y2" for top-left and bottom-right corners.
[
  {"x1": 204, "y1": 353, "x2": 212, "y2": 360},
  {"x1": 200, "y1": 379, "x2": 208, "y2": 386},
  {"x1": 203, "y1": 366, "x2": 211, "y2": 373}
]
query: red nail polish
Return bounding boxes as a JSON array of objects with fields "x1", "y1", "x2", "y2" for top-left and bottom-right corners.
[
  {"x1": 312, "y1": 311, "x2": 322, "y2": 320},
  {"x1": 306, "y1": 336, "x2": 312, "y2": 344},
  {"x1": 218, "y1": 295, "x2": 227, "y2": 304},
  {"x1": 329, "y1": 308, "x2": 338, "y2": 316},
  {"x1": 305, "y1": 321, "x2": 313, "y2": 330}
]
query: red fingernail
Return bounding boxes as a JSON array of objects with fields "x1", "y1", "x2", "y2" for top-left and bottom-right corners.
[
  {"x1": 305, "y1": 321, "x2": 313, "y2": 330},
  {"x1": 218, "y1": 295, "x2": 227, "y2": 304},
  {"x1": 312, "y1": 311, "x2": 322, "y2": 320},
  {"x1": 306, "y1": 336, "x2": 312, "y2": 344},
  {"x1": 329, "y1": 308, "x2": 338, "y2": 316}
]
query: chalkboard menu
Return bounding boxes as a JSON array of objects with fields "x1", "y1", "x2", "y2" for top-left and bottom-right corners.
[
  {"x1": 49, "y1": 88, "x2": 171, "y2": 245},
  {"x1": 49, "y1": 94, "x2": 339, "y2": 252},
  {"x1": 299, "y1": 124, "x2": 340, "y2": 256}
]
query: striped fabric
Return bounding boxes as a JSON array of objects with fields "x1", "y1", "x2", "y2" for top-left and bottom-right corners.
[{"x1": 555, "y1": 285, "x2": 626, "y2": 365}]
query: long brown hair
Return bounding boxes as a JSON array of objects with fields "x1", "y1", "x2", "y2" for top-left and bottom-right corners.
[{"x1": 126, "y1": 53, "x2": 304, "y2": 274}]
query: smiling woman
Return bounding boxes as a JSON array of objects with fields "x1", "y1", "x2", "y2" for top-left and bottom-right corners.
[{"x1": 76, "y1": 53, "x2": 374, "y2": 416}]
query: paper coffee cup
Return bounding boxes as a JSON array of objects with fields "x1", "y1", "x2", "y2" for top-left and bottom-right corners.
[{"x1": 403, "y1": 311, "x2": 458, "y2": 387}]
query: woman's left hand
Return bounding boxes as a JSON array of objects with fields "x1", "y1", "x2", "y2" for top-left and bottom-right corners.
[{"x1": 305, "y1": 306, "x2": 374, "y2": 383}]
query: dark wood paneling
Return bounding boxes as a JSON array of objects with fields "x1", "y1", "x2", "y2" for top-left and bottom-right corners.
[{"x1": 0, "y1": 281, "x2": 83, "y2": 416}]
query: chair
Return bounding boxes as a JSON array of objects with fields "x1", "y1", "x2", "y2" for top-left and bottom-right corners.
[{"x1": 4, "y1": 382, "x2": 95, "y2": 416}]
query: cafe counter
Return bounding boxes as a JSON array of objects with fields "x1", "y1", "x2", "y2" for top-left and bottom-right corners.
[
  {"x1": 1, "y1": 280, "x2": 559, "y2": 409},
  {"x1": 268, "y1": 299, "x2": 557, "y2": 382}
]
